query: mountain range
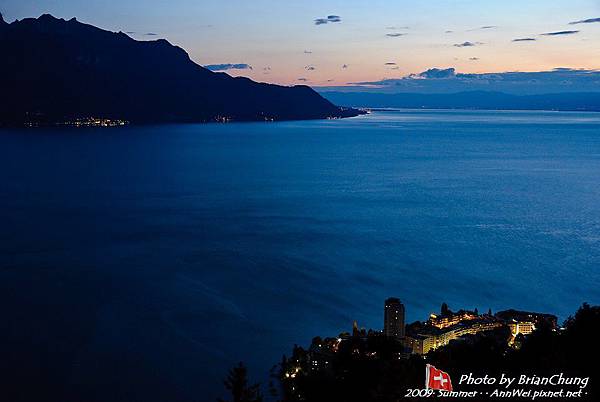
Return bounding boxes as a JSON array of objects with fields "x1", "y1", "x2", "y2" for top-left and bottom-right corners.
[
  {"x1": 0, "y1": 14, "x2": 360, "y2": 126},
  {"x1": 320, "y1": 90, "x2": 600, "y2": 112}
]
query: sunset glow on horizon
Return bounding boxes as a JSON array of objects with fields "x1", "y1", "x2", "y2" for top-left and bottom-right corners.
[{"x1": 4, "y1": 0, "x2": 600, "y2": 86}]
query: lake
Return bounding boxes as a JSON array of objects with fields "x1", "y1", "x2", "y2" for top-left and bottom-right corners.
[{"x1": 1, "y1": 109, "x2": 599, "y2": 401}]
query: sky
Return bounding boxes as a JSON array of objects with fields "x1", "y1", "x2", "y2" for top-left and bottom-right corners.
[{"x1": 3, "y1": 0, "x2": 600, "y2": 86}]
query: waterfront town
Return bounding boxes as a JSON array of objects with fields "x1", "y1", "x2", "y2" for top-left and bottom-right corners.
[
  {"x1": 210, "y1": 301, "x2": 598, "y2": 402},
  {"x1": 22, "y1": 116, "x2": 129, "y2": 127},
  {"x1": 263, "y1": 299, "x2": 596, "y2": 402},
  {"x1": 301, "y1": 298, "x2": 558, "y2": 373},
  {"x1": 58, "y1": 117, "x2": 129, "y2": 127}
]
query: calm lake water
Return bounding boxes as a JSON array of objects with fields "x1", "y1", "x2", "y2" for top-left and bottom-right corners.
[{"x1": 1, "y1": 110, "x2": 599, "y2": 401}]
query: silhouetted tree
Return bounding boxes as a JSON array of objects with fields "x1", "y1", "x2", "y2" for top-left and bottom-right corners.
[{"x1": 218, "y1": 362, "x2": 263, "y2": 402}]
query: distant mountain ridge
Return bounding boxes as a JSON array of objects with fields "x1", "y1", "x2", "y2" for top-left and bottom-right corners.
[
  {"x1": 0, "y1": 14, "x2": 360, "y2": 126},
  {"x1": 320, "y1": 90, "x2": 600, "y2": 112}
]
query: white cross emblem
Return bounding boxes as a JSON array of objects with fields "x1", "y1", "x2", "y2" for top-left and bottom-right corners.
[{"x1": 434, "y1": 374, "x2": 447, "y2": 386}]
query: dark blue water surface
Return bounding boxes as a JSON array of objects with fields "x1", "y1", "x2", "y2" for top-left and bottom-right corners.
[{"x1": 1, "y1": 110, "x2": 600, "y2": 401}]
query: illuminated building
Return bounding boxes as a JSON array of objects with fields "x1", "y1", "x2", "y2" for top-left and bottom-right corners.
[
  {"x1": 407, "y1": 319, "x2": 503, "y2": 354},
  {"x1": 428, "y1": 304, "x2": 478, "y2": 329},
  {"x1": 306, "y1": 336, "x2": 339, "y2": 372},
  {"x1": 406, "y1": 305, "x2": 504, "y2": 355},
  {"x1": 384, "y1": 297, "x2": 405, "y2": 339},
  {"x1": 508, "y1": 321, "x2": 535, "y2": 336},
  {"x1": 495, "y1": 309, "x2": 557, "y2": 330},
  {"x1": 404, "y1": 334, "x2": 430, "y2": 355}
]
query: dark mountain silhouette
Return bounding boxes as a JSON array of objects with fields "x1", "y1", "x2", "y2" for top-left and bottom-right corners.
[
  {"x1": 321, "y1": 90, "x2": 600, "y2": 112},
  {"x1": 0, "y1": 14, "x2": 360, "y2": 125}
]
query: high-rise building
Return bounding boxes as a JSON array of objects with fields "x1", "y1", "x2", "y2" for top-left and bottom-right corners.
[{"x1": 384, "y1": 297, "x2": 405, "y2": 339}]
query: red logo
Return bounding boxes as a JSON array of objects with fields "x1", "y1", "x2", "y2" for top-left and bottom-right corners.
[{"x1": 425, "y1": 364, "x2": 453, "y2": 391}]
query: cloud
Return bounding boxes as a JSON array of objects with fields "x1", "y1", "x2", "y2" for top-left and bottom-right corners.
[
  {"x1": 386, "y1": 33, "x2": 406, "y2": 37},
  {"x1": 144, "y1": 32, "x2": 158, "y2": 36},
  {"x1": 513, "y1": 37, "x2": 536, "y2": 42},
  {"x1": 445, "y1": 30, "x2": 453, "y2": 33},
  {"x1": 204, "y1": 63, "x2": 253, "y2": 71},
  {"x1": 418, "y1": 67, "x2": 456, "y2": 79},
  {"x1": 341, "y1": 68, "x2": 600, "y2": 95},
  {"x1": 297, "y1": 78, "x2": 308, "y2": 82},
  {"x1": 552, "y1": 67, "x2": 582, "y2": 72},
  {"x1": 304, "y1": 50, "x2": 313, "y2": 54},
  {"x1": 126, "y1": 31, "x2": 136, "y2": 34},
  {"x1": 305, "y1": 65, "x2": 316, "y2": 71},
  {"x1": 384, "y1": 62, "x2": 397, "y2": 65},
  {"x1": 541, "y1": 30, "x2": 579, "y2": 36},
  {"x1": 469, "y1": 57, "x2": 479, "y2": 61},
  {"x1": 467, "y1": 25, "x2": 497, "y2": 31},
  {"x1": 386, "y1": 26, "x2": 409, "y2": 30},
  {"x1": 569, "y1": 17, "x2": 600, "y2": 25},
  {"x1": 315, "y1": 15, "x2": 341, "y2": 25},
  {"x1": 454, "y1": 41, "x2": 480, "y2": 47}
]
